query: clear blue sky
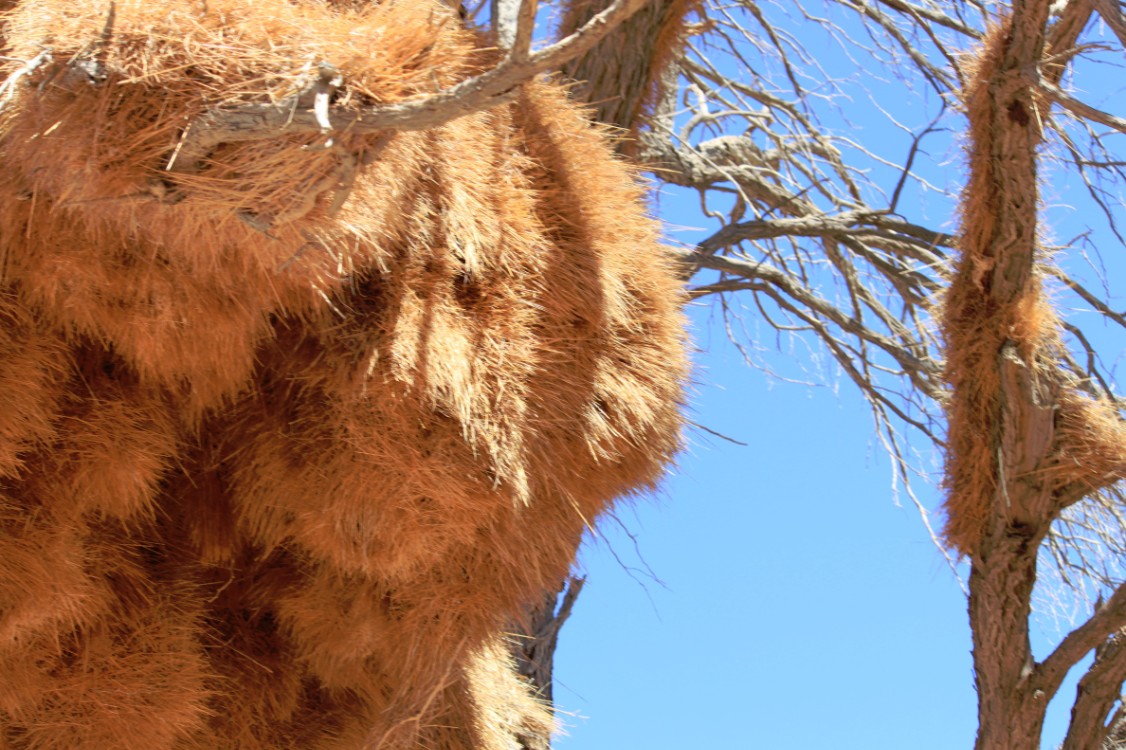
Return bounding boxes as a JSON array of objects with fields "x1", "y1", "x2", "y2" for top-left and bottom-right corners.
[
  {"x1": 546, "y1": 3, "x2": 1126, "y2": 746},
  {"x1": 549, "y1": 5, "x2": 981, "y2": 745},
  {"x1": 552, "y1": 310, "x2": 977, "y2": 749},
  {"x1": 553, "y1": 296, "x2": 1112, "y2": 749},
  {"x1": 552, "y1": 281, "x2": 1103, "y2": 750}
]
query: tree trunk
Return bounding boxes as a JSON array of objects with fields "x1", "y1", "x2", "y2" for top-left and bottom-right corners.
[
  {"x1": 969, "y1": 534, "x2": 1047, "y2": 750},
  {"x1": 558, "y1": 0, "x2": 695, "y2": 143},
  {"x1": 510, "y1": 578, "x2": 585, "y2": 750},
  {"x1": 943, "y1": 1, "x2": 1057, "y2": 747}
]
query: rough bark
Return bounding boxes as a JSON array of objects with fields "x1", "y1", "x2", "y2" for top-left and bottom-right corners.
[
  {"x1": 959, "y1": 0, "x2": 1056, "y2": 735},
  {"x1": 510, "y1": 577, "x2": 585, "y2": 750},
  {"x1": 968, "y1": 533, "x2": 1049, "y2": 750},
  {"x1": 558, "y1": 0, "x2": 696, "y2": 143},
  {"x1": 1061, "y1": 631, "x2": 1126, "y2": 750}
]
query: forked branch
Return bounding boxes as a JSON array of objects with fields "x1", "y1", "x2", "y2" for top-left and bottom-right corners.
[
  {"x1": 164, "y1": 0, "x2": 652, "y2": 171},
  {"x1": 1034, "y1": 75, "x2": 1126, "y2": 136},
  {"x1": 1035, "y1": 581, "x2": 1126, "y2": 699}
]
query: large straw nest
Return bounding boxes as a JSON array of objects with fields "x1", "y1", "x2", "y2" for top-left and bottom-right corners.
[{"x1": 0, "y1": 0, "x2": 689, "y2": 747}]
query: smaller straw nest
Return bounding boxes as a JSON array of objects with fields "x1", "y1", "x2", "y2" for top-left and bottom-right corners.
[
  {"x1": 0, "y1": 0, "x2": 689, "y2": 748},
  {"x1": 941, "y1": 19, "x2": 1126, "y2": 556}
]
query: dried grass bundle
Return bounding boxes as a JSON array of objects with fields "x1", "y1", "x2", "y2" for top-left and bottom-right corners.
[{"x1": 0, "y1": 0, "x2": 688, "y2": 747}]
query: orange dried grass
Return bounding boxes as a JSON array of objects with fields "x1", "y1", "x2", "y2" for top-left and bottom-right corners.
[
  {"x1": 0, "y1": 295, "x2": 66, "y2": 478},
  {"x1": 1045, "y1": 391, "x2": 1126, "y2": 496},
  {"x1": 0, "y1": 0, "x2": 687, "y2": 747}
]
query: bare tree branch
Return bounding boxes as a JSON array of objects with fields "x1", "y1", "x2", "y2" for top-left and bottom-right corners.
[
  {"x1": 1036, "y1": 582, "x2": 1126, "y2": 698},
  {"x1": 492, "y1": 0, "x2": 523, "y2": 48},
  {"x1": 1062, "y1": 627, "x2": 1126, "y2": 750},
  {"x1": 161, "y1": 0, "x2": 655, "y2": 171},
  {"x1": 1035, "y1": 75, "x2": 1126, "y2": 136},
  {"x1": 511, "y1": 577, "x2": 586, "y2": 707},
  {"x1": 1090, "y1": 0, "x2": 1126, "y2": 48}
]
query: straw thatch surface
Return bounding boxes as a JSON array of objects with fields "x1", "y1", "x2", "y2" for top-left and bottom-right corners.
[{"x1": 0, "y1": 0, "x2": 688, "y2": 747}]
